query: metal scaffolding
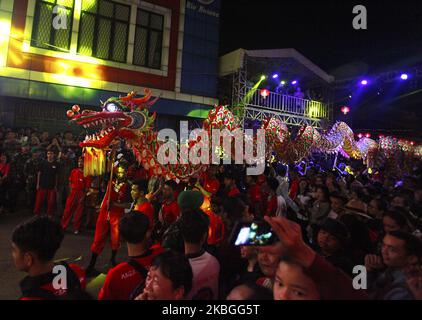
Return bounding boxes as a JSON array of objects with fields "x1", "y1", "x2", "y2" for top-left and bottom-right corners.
[{"x1": 230, "y1": 54, "x2": 332, "y2": 129}]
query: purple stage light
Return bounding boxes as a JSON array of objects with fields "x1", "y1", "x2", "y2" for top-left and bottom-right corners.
[
  {"x1": 272, "y1": 74, "x2": 279, "y2": 79},
  {"x1": 400, "y1": 73, "x2": 408, "y2": 80},
  {"x1": 291, "y1": 80, "x2": 298, "y2": 85},
  {"x1": 360, "y1": 80, "x2": 368, "y2": 85}
]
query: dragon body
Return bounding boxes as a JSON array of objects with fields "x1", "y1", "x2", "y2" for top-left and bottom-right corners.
[{"x1": 67, "y1": 90, "x2": 418, "y2": 180}]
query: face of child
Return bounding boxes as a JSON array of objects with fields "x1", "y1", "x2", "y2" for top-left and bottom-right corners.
[
  {"x1": 273, "y1": 261, "x2": 320, "y2": 300},
  {"x1": 11, "y1": 242, "x2": 30, "y2": 272}
]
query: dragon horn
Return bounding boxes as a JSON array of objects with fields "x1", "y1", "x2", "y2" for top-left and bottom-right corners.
[
  {"x1": 119, "y1": 91, "x2": 137, "y2": 102},
  {"x1": 146, "y1": 95, "x2": 160, "y2": 106},
  {"x1": 131, "y1": 88, "x2": 152, "y2": 105}
]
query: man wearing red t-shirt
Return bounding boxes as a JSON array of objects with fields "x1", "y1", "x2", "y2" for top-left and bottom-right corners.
[
  {"x1": 12, "y1": 216, "x2": 86, "y2": 300},
  {"x1": 130, "y1": 180, "x2": 155, "y2": 229},
  {"x1": 99, "y1": 214, "x2": 164, "y2": 300},
  {"x1": 86, "y1": 163, "x2": 131, "y2": 276},
  {"x1": 246, "y1": 175, "x2": 262, "y2": 214},
  {"x1": 61, "y1": 157, "x2": 92, "y2": 234},
  {"x1": 158, "y1": 180, "x2": 180, "y2": 227},
  {"x1": 223, "y1": 172, "x2": 240, "y2": 198}
]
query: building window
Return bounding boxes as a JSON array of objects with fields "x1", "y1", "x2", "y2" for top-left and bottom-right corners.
[
  {"x1": 77, "y1": 0, "x2": 130, "y2": 63},
  {"x1": 133, "y1": 9, "x2": 164, "y2": 69},
  {"x1": 31, "y1": 0, "x2": 75, "y2": 51}
]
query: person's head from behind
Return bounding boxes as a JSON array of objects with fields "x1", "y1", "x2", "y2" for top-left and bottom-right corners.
[
  {"x1": 273, "y1": 259, "x2": 320, "y2": 300},
  {"x1": 227, "y1": 282, "x2": 273, "y2": 300},
  {"x1": 329, "y1": 191, "x2": 346, "y2": 213},
  {"x1": 257, "y1": 247, "x2": 281, "y2": 279},
  {"x1": 119, "y1": 213, "x2": 150, "y2": 247},
  {"x1": 11, "y1": 216, "x2": 64, "y2": 272},
  {"x1": 317, "y1": 218, "x2": 350, "y2": 256},
  {"x1": 179, "y1": 209, "x2": 209, "y2": 247},
  {"x1": 163, "y1": 180, "x2": 177, "y2": 200},
  {"x1": 131, "y1": 180, "x2": 148, "y2": 202},
  {"x1": 240, "y1": 246, "x2": 258, "y2": 261},
  {"x1": 381, "y1": 231, "x2": 421, "y2": 269},
  {"x1": 46, "y1": 150, "x2": 55, "y2": 162},
  {"x1": 177, "y1": 190, "x2": 204, "y2": 211},
  {"x1": 144, "y1": 251, "x2": 193, "y2": 300},
  {"x1": 383, "y1": 210, "x2": 408, "y2": 234}
]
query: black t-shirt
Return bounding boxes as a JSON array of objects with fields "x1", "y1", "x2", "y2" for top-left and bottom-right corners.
[{"x1": 39, "y1": 160, "x2": 59, "y2": 189}]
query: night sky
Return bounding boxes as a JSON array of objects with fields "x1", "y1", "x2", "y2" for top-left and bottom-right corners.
[
  {"x1": 219, "y1": 0, "x2": 422, "y2": 73},
  {"x1": 219, "y1": 0, "x2": 422, "y2": 137}
]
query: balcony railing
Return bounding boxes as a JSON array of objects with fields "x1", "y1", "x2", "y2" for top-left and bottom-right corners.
[{"x1": 244, "y1": 86, "x2": 329, "y2": 119}]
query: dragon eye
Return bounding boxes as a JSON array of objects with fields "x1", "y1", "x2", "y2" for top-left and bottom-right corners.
[{"x1": 105, "y1": 103, "x2": 119, "y2": 112}]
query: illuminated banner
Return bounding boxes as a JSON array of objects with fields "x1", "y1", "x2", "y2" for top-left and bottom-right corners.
[{"x1": 186, "y1": 0, "x2": 220, "y2": 19}]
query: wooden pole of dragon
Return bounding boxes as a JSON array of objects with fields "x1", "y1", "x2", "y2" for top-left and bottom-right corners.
[{"x1": 106, "y1": 144, "x2": 118, "y2": 221}]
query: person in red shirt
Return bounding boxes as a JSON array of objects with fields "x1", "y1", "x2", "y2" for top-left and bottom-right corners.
[
  {"x1": 86, "y1": 162, "x2": 131, "y2": 276},
  {"x1": 246, "y1": 175, "x2": 262, "y2": 214},
  {"x1": 130, "y1": 180, "x2": 155, "y2": 229},
  {"x1": 289, "y1": 168, "x2": 301, "y2": 200},
  {"x1": 0, "y1": 153, "x2": 11, "y2": 214},
  {"x1": 223, "y1": 172, "x2": 240, "y2": 198},
  {"x1": 61, "y1": 157, "x2": 91, "y2": 234},
  {"x1": 11, "y1": 216, "x2": 86, "y2": 300},
  {"x1": 158, "y1": 180, "x2": 180, "y2": 228},
  {"x1": 99, "y1": 213, "x2": 164, "y2": 300}
]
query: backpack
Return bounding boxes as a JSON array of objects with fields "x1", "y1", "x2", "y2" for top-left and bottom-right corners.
[{"x1": 127, "y1": 259, "x2": 149, "y2": 300}]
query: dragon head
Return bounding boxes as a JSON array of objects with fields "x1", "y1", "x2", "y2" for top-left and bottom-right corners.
[{"x1": 67, "y1": 89, "x2": 157, "y2": 149}]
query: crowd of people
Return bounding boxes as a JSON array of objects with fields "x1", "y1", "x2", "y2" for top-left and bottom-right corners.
[{"x1": 2, "y1": 125, "x2": 422, "y2": 300}]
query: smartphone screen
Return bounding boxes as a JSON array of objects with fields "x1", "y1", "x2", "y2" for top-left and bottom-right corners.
[{"x1": 230, "y1": 221, "x2": 276, "y2": 246}]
